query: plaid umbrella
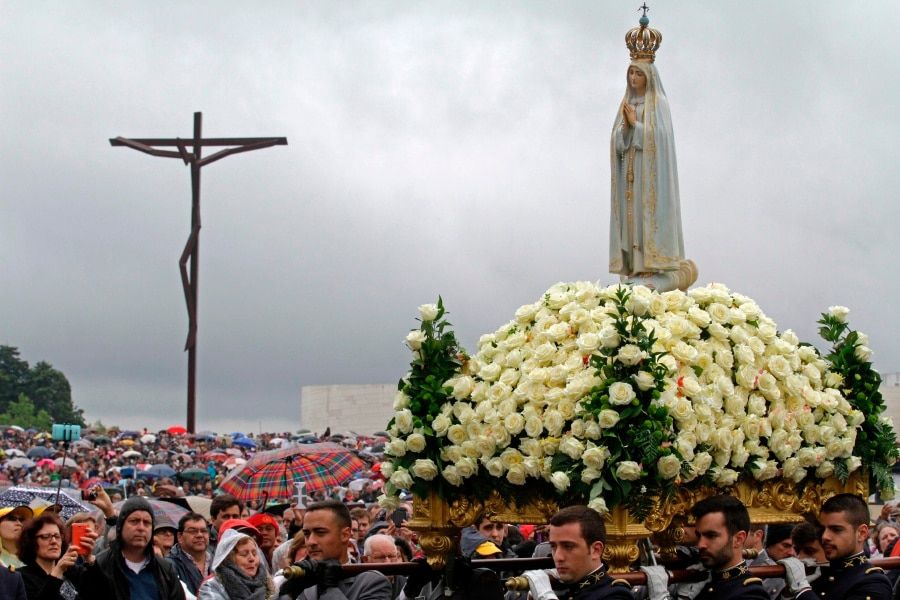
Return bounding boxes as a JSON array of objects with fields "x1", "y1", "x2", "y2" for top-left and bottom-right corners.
[
  {"x1": 113, "y1": 498, "x2": 188, "y2": 529},
  {"x1": 0, "y1": 486, "x2": 91, "y2": 520},
  {"x1": 218, "y1": 442, "x2": 366, "y2": 502}
]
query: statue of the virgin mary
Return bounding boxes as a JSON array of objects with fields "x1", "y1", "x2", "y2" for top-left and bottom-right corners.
[{"x1": 609, "y1": 12, "x2": 697, "y2": 291}]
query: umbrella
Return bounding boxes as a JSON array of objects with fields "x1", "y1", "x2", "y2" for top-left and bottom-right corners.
[
  {"x1": 201, "y1": 451, "x2": 227, "y2": 462},
  {"x1": 137, "y1": 464, "x2": 177, "y2": 479},
  {"x1": 348, "y1": 478, "x2": 373, "y2": 492},
  {"x1": 114, "y1": 498, "x2": 187, "y2": 529},
  {"x1": 223, "y1": 456, "x2": 246, "y2": 469},
  {"x1": 159, "y1": 495, "x2": 212, "y2": 520},
  {"x1": 119, "y1": 431, "x2": 140, "y2": 439},
  {"x1": 167, "y1": 425, "x2": 187, "y2": 436},
  {"x1": 6, "y1": 457, "x2": 35, "y2": 469},
  {"x1": 88, "y1": 435, "x2": 111, "y2": 444},
  {"x1": 121, "y1": 450, "x2": 142, "y2": 459},
  {"x1": 225, "y1": 448, "x2": 244, "y2": 457},
  {"x1": 72, "y1": 439, "x2": 94, "y2": 450},
  {"x1": 26, "y1": 447, "x2": 53, "y2": 459},
  {"x1": 36, "y1": 458, "x2": 57, "y2": 470},
  {"x1": 232, "y1": 437, "x2": 256, "y2": 449},
  {"x1": 53, "y1": 457, "x2": 79, "y2": 469},
  {"x1": 8, "y1": 425, "x2": 26, "y2": 432},
  {"x1": 230, "y1": 432, "x2": 245, "y2": 439},
  {"x1": 0, "y1": 486, "x2": 91, "y2": 520},
  {"x1": 218, "y1": 442, "x2": 367, "y2": 502},
  {"x1": 177, "y1": 467, "x2": 209, "y2": 482},
  {"x1": 118, "y1": 439, "x2": 135, "y2": 447},
  {"x1": 5, "y1": 448, "x2": 25, "y2": 457},
  {"x1": 140, "y1": 434, "x2": 157, "y2": 444},
  {"x1": 80, "y1": 476, "x2": 104, "y2": 490},
  {"x1": 269, "y1": 437, "x2": 288, "y2": 447}
]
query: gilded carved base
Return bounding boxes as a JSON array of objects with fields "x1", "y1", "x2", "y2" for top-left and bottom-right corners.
[{"x1": 409, "y1": 472, "x2": 866, "y2": 573}]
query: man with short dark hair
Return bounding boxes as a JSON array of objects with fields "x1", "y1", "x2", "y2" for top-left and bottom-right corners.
[
  {"x1": 780, "y1": 493, "x2": 891, "y2": 600},
  {"x1": 644, "y1": 495, "x2": 768, "y2": 600},
  {"x1": 167, "y1": 512, "x2": 212, "y2": 596},
  {"x1": 520, "y1": 505, "x2": 634, "y2": 599},
  {"x1": 280, "y1": 499, "x2": 391, "y2": 599},
  {"x1": 208, "y1": 494, "x2": 243, "y2": 550},
  {"x1": 349, "y1": 507, "x2": 370, "y2": 543},
  {"x1": 791, "y1": 522, "x2": 825, "y2": 563},
  {"x1": 92, "y1": 496, "x2": 185, "y2": 600}
]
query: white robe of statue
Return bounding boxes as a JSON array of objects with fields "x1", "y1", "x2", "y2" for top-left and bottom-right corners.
[{"x1": 610, "y1": 61, "x2": 693, "y2": 291}]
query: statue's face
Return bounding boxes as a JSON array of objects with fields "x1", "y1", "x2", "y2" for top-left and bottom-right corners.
[{"x1": 628, "y1": 66, "x2": 647, "y2": 95}]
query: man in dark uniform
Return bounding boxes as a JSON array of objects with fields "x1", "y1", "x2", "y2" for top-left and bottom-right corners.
[
  {"x1": 520, "y1": 504, "x2": 634, "y2": 600},
  {"x1": 681, "y1": 494, "x2": 769, "y2": 600},
  {"x1": 779, "y1": 493, "x2": 892, "y2": 600}
]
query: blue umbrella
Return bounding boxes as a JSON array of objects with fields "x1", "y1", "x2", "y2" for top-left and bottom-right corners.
[
  {"x1": 230, "y1": 432, "x2": 245, "y2": 439},
  {"x1": 26, "y1": 446, "x2": 53, "y2": 459},
  {"x1": 137, "y1": 464, "x2": 177, "y2": 479},
  {"x1": 232, "y1": 437, "x2": 256, "y2": 449},
  {"x1": 120, "y1": 466, "x2": 136, "y2": 478}
]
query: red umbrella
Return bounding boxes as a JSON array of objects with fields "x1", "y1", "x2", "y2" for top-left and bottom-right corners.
[
  {"x1": 167, "y1": 425, "x2": 187, "y2": 436},
  {"x1": 218, "y1": 443, "x2": 365, "y2": 502},
  {"x1": 80, "y1": 477, "x2": 104, "y2": 490},
  {"x1": 201, "y1": 451, "x2": 228, "y2": 462},
  {"x1": 36, "y1": 458, "x2": 56, "y2": 470}
]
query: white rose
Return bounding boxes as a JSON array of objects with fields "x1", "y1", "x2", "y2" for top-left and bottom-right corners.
[
  {"x1": 599, "y1": 326, "x2": 620, "y2": 349},
  {"x1": 767, "y1": 356, "x2": 792, "y2": 380},
  {"x1": 680, "y1": 377, "x2": 701, "y2": 397},
  {"x1": 616, "y1": 344, "x2": 645, "y2": 366},
  {"x1": 455, "y1": 457, "x2": 477, "y2": 479},
  {"x1": 633, "y1": 371, "x2": 656, "y2": 392},
  {"x1": 450, "y1": 376, "x2": 475, "y2": 400},
  {"x1": 657, "y1": 454, "x2": 681, "y2": 479},
  {"x1": 671, "y1": 342, "x2": 699, "y2": 365},
  {"x1": 418, "y1": 303, "x2": 439, "y2": 321},
  {"x1": 447, "y1": 424, "x2": 467, "y2": 445},
  {"x1": 615, "y1": 461, "x2": 642, "y2": 481},
  {"x1": 432, "y1": 414, "x2": 451, "y2": 436},
  {"x1": 815, "y1": 461, "x2": 835, "y2": 478},
  {"x1": 393, "y1": 391, "x2": 410, "y2": 410},
  {"x1": 551, "y1": 471, "x2": 571, "y2": 492},
  {"x1": 442, "y1": 465, "x2": 463, "y2": 486},
  {"x1": 847, "y1": 456, "x2": 862, "y2": 472},
  {"x1": 783, "y1": 458, "x2": 807, "y2": 483},
  {"x1": 377, "y1": 493, "x2": 401, "y2": 511},
  {"x1": 395, "y1": 409, "x2": 414, "y2": 434},
  {"x1": 752, "y1": 460, "x2": 778, "y2": 481},
  {"x1": 577, "y1": 333, "x2": 601, "y2": 354},
  {"x1": 558, "y1": 436, "x2": 585, "y2": 460},
  {"x1": 503, "y1": 412, "x2": 526, "y2": 435},
  {"x1": 406, "y1": 433, "x2": 427, "y2": 453},
  {"x1": 479, "y1": 363, "x2": 502, "y2": 382},
  {"x1": 485, "y1": 457, "x2": 505, "y2": 478},
  {"x1": 689, "y1": 452, "x2": 713, "y2": 479},
  {"x1": 405, "y1": 330, "x2": 426, "y2": 350},
  {"x1": 828, "y1": 306, "x2": 850, "y2": 322},
  {"x1": 854, "y1": 345, "x2": 873, "y2": 361},
  {"x1": 585, "y1": 420, "x2": 602, "y2": 439},
  {"x1": 608, "y1": 382, "x2": 636, "y2": 406},
  {"x1": 506, "y1": 464, "x2": 527, "y2": 485},
  {"x1": 411, "y1": 459, "x2": 438, "y2": 480},
  {"x1": 515, "y1": 303, "x2": 539, "y2": 323},
  {"x1": 658, "y1": 355, "x2": 678, "y2": 374},
  {"x1": 544, "y1": 410, "x2": 565, "y2": 436},
  {"x1": 390, "y1": 469, "x2": 413, "y2": 490},
  {"x1": 588, "y1": 496, "x2": 609, "y2": 516},
  {"x1": 380, "y1": 461, "x2": 395, "y2": 479},
  {"x1": 597, "y1": 409, "x2": 621, "y2": 429},
  {"x1": 582, "y1": 445, "x2": 610, "y2": 470},
  {"x1": 715, "y1": 468, "x2": 739, "y2": 486},
  {"x1": 524, "y1": 416, "x2": 544, "y2": 438}
]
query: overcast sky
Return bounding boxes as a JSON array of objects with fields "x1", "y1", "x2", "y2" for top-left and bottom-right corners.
[{"x1": 2, "y1": 1, "x2": 898, "y2": 434}]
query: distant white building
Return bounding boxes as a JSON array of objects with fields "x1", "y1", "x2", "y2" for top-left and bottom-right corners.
[{"x1": 300, "y1": 384, "x2": 395, "y2": 436}]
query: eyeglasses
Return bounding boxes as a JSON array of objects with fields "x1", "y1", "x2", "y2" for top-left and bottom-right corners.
[
  {"x1": 2, "y1": 515, "x2": 27, "y2": 523},
  {"x1": 182, "y1": 528, "x2": 209, "y2": 536},
  {"x1": 36, "y1": 533, "x2": 63, "y2": 542}
]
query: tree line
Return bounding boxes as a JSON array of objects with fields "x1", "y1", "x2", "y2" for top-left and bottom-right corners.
[{"x1": 0, "y1": 345, "x2": 84, "y2": 430}]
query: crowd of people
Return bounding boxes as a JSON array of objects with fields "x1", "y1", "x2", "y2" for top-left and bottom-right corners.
[{"x1": 2, "y1": 424, "x2": 900, "y2": 599}]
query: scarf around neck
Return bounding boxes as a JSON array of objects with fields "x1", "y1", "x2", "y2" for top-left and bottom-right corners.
[{"x1": 217, "y1": 561, "x2": 270, "y2": 600}]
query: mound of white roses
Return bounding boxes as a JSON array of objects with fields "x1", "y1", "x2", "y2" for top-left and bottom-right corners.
[{"x1": 381, "y1": 282, "x2": 865, "y2": 514}]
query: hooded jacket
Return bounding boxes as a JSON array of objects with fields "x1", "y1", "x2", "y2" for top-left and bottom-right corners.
[{"x1": 89, "y1": 496, "x2": 186, "y2": 600}]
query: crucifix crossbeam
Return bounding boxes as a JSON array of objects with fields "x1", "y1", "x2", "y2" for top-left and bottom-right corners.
[{"x1": 110, "y1": 112, "x2": 287, "y2": 433}]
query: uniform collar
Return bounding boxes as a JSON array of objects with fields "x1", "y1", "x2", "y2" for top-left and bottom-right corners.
[
  {"x1": 712, "y1": 562, "x2": 748, "y2": 581},
  {"x1": 831, "y1": 551, "x2": 867, "y2": 571},
  {"x1": 566, "y1": 564, "x2": 608, "y2": 592}
]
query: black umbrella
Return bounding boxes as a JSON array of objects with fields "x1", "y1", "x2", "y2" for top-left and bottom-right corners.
[{"x1": 26, "y1": 446, "x2": 53, "y2": 459}]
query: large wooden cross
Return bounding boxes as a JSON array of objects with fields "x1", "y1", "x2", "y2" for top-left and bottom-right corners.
[{"x1": 110, "y1": 112, "x2": 287, "y2": 433}]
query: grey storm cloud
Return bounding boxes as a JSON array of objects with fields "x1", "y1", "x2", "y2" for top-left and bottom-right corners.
[{"x1": 2, "y1": 1, "x2": 898, "y2": 432}]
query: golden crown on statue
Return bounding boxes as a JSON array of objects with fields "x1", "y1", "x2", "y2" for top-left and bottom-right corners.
[{"x1": 625, "y1": 9, "x2": 662, "y2": 62}]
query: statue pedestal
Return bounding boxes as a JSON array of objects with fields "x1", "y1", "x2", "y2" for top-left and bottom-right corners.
[{"x1": 409, "y1": 472, "x2": 866, "y2": 572}]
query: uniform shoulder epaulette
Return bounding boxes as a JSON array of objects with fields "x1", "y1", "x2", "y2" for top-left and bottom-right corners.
[
  {"x1": 612, "y1": 578, "x2": 631, "y2": 587},
  {"x1": 866, "y1": 566, "x2": 885, "y2": 575},
  {"x1": 743, "y1": 577, "x2": 763, "y2": 585}
]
